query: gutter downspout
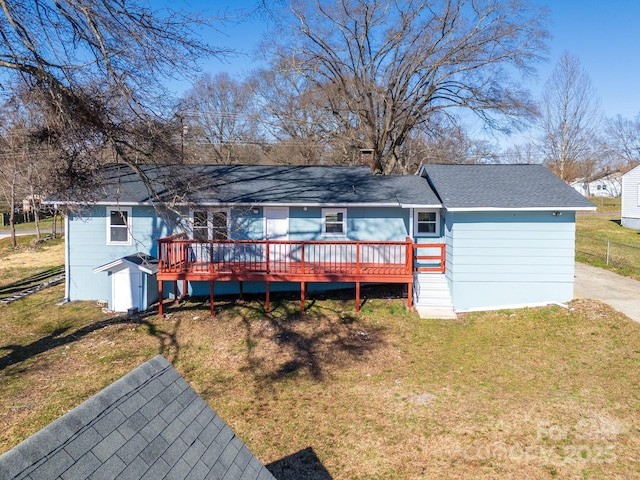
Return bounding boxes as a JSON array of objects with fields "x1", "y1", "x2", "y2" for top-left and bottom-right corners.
[{"x1": 64, "y1": 212, "x2": 70, "y2": 301}]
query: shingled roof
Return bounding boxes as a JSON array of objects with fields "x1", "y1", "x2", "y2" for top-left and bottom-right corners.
[
  {"x1": 0, "y1": 356, "x2": 276, "y2": 480},
  {"x1": 55, "y1": 163, "x2": 442, "y2": 208},
  {"x1": 420, "y1": 164, "x2": 596, "y2": 211}
]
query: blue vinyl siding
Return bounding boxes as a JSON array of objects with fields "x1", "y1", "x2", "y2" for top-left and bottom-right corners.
[
  {"x1": 230, "y1": 207, "x2": 263, "y2": 239},
  {"x1": 67, "y1": 206, "x2": 177, "y2": 305},
  {"x1": 189, "y1": 206, "x2": 414, "y2": 296},
  {"x1": 445, "y1": 211, "x2": 577, "y2": 310},
  {"x1": 288, "y1": 207, "x2": 411, "y2": 241}
]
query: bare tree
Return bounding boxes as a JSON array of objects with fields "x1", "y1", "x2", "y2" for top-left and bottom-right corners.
[
  {"x1": 538, "y1": 52, "x2": 603, "y2": 181},
  {"x1": 604, "y1": 114, "x2": 640, "y2": 170},
  {"x1": 0, "y1": 147, "x2": 20, "y2": 247},
  {"x1": 0, "y1": 0, "x2": 226, "y2": 200},
  {"x1": 0, "y1": 87, "x2": 60, "y2": 244},
  {"x1": 502, "y1": 142, "x2": 542, "y2": 164},
  {"x1": 261, "y1": 0, "x2": 548, "y2": 174},
  {"x1": 0, "y1": 117, "x2": 29, "y2": 246},
  {"x1": 254, "y1": 62, "x2": 337, "y2": 165},
  {"x1": 412, "y1": 121, "x2": 499, "y2": 166},
  {"x1": 179, "y1": 73, "x2": 262, "y2": 164}
]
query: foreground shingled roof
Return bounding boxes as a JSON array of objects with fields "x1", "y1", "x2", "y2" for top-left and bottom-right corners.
[{"x1": 0, "y1": 356, "x2": 276, "y2": 480}]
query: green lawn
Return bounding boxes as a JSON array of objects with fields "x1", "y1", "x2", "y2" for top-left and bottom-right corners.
[
  {"x1": 1, "y1": 206, "x2": 639, "y2": 478},
  {"x1": 1, "y1": 216, "x2": 62, "y2": 232},
  {"x1": 1, "y1": 282, "x2": 640, "y2": 478},
  {"x1": 0, "y1": 236, "x2": 65, "y2": 285},
  {"x1": 576, "y1": 198, "x2": 640, "y2": 280}
]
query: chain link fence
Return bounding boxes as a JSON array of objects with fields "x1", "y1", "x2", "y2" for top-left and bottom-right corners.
[{"x1": 576, "y1": 234, "x2": 640, "y2": 277}]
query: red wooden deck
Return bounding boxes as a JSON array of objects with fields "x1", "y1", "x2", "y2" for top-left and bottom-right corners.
[{"x1": 157, "y1": 233, "x2": 445, "y2": 315}]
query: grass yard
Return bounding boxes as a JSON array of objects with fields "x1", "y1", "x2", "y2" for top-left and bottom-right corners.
[
  {"x1": 576, "y1": 207, "x2": 640, "y2": 280},
  {"x1": 585, "y1": 196, "x2": 621, "y2": 213},
  {"x1": 1, "y1": 279, "x2": 640, "y2": 478},
  {"x1": 0, "y1": 236, "x2": 65, "y2": 286}
]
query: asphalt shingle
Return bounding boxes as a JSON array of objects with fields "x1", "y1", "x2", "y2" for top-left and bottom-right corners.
[
  {"x1": 56, "y1": 163, "x2": 442, "y2": 208},
  {"x1": 0, "y1": 356, "x2": 276, "y2": 480},
  {"x1": 421, "y1": 163, "x2": 596, "y2": 210}
]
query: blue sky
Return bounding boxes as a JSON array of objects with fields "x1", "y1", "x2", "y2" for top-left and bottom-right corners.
[
  {"x1": 541, "y1": 1, "x2": 640, "y2": 119},
  {"x1": 188, "y1": 0, "x2": 640, "y2": 120}
]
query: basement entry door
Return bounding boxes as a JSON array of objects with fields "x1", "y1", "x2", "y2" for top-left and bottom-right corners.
[{"x1": 112, "y1": 268, "x2": 142, "y2": 312}]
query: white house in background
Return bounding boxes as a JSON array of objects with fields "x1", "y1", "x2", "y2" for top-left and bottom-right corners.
[
  {"x1": 571, "y1": 172, "x2": 622, "y2": 198},
  {"x1": 621, "y1": 164, "x2": 640, "y2": 230}
]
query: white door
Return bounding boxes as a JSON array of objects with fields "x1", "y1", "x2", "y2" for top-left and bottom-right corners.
[
  {"x1": 112, "y1": 268, "x2": 141, "y2": 312},
  {"x1": 265, "y1": 207, "x2": 289, "y2": 240},
  {"x1": 264, "y1": 207, "x2": 289, "y2": 264}
]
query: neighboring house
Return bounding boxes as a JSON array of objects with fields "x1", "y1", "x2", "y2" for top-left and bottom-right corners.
[
  {"x1": 571, "y1": 172, "x2": 622, "y2": 197},
  {"x1": 0, "y1": 355, "x2": 276, "y2": 480},
  {"x1": 621, "y1": 164, "x2": 640, "y2": 230},
  {"x1": 51, "y1": 163, "x2": 594, "y2": 317}
]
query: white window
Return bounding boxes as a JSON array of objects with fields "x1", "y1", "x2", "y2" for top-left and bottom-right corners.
[
  {"x1": 322, "y1": 208, "x2": 347, "y2": 236},
  {"x1": 191, "y1": 210, "x2": 229, "y2": 240},
  {"x1": 414, "y1": 209, "x2": 440, "y2": 236},
  {"x1": 107, "y1": 207, "x2": 132, "y2": 245}
]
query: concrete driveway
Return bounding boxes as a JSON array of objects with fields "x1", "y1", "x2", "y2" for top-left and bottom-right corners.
[{"x1": 574, "y1": 262, "x2": 640, "y2": 323}]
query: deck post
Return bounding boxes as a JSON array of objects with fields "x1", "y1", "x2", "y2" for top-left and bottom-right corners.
[
  {"x1": 210, "y1": 280, "x2": 215, "y2": 316},
  {"x1": 182, "y1": 279, "x2": 187, "y2": 300},
  {"x1": 173, "y1": 281, "x2": 179, "y2": 305},
  {"x1": 300, "y1": 281, "x2": 305, "y2": 314},
  {"x1": 265, "y1": 281, "x2": 270, "y2": 314},
  {"x1": 158, "y1": 280, "x2": 163, "y2": 316},
  {"x1": 266, "y1": 242, "x2": 270, "y2": 274},
  {"x1": 355, "y1": 281, "x2": 361, "y2": 312},
  {"x1": 407, "y1": 237, "x2": 414, "y2": 309},
  {"x1": 239, "y1": 281, "x2": 244, "y2": 302}
]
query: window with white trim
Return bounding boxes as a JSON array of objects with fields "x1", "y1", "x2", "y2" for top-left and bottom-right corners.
[
  {"x1": 107, "y1": 207, "x2": 132, "y2": 245},
  {"x1": 414, "y1": 209, "x2": 440, "y2": 236},
  {"x1": 191, "y1": 210, "x2": 229, "y2": 240},
  {"x1": 322, "y1": 208, "x2": 347, "y2": 236}
]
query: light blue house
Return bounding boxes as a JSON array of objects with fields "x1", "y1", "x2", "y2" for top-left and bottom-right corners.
[{"x1": 55, "y1": 163, "x2": 594, "y2": 317}]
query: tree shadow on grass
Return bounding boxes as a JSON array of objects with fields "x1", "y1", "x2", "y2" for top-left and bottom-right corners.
[
  {"x1": 267, "y1": 446, "x2": 333, "y2": 480},
  {"x1": 178, "y1": 285, "x2": 401, "y2": 390},
  {"x1": 0, "y1": 313, "x2": 181, "y2": 372}
]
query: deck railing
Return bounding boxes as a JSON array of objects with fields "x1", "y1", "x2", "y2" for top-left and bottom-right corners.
[
  {"x1": 158, "y1": 236, "x2": 429, "y2": 278},
  {"x1": 157, "y1": 235, "x2": 445, "y2": 316},
  {"x1": 413, "y1": 243, "x2": 446, "y2": 273}
]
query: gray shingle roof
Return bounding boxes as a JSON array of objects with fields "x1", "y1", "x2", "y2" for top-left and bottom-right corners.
[
  {"x1": 94, "y1": 253, "x2": 159, "y2": 275},
  {"x1": 0, "y1": 356, "x2": 276, "y2": 480},
  {"x1": 421, "y1": 164, "x2": 596, "y2": 210},
  {"x1": 59, "y1": 163, "x2": 442, "y2": 207}
]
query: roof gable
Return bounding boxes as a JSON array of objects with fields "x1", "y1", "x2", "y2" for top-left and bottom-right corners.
[
  {"x1": 420, "y1": 164, "x2": 596, "y2": 211},
  {"x1": 0, "y1": 356, "x2": 276, "y2": 480},
  {"x1": 93, "y1": 253, "x2": 158, "y2": 275},
  {"x1": 622, "y1": 163, "x2": 640, "y2": 178}
]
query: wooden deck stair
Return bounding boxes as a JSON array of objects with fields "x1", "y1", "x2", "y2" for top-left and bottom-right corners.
[{"x1": 413, "y1": 272, "x2": 456, "y2": 319}]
